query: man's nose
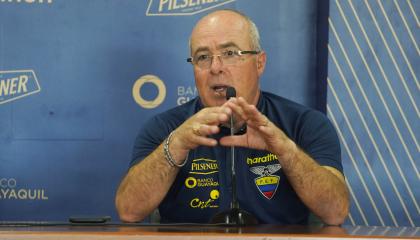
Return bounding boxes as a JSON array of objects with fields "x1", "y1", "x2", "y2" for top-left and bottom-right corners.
[{"x1": 209, "y1": 55, "x2": 223, "y2": 73}]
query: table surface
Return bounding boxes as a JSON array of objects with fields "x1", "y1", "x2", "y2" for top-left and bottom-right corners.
[{"x1": 0, "y1": 223, "x2": 418, "y2": 240}]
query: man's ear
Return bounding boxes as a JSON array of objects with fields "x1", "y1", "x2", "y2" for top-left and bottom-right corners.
[{"x1": 257, "y1": 51, "x2": 267, "y2": 77}]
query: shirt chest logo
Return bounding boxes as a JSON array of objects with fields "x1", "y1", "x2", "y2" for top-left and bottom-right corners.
[
  {"x1": 185, "y1": 158, "x2": 220, "y2": 210},
  {"x1": 189, "y1": 158, "x2": 218, "y2": 175},
  {"x1": 250, "y1": 164, "x2": 282, "y2": 200}
]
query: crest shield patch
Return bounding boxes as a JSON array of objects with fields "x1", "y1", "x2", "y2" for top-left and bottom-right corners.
[
  {"x1": 255, "y1": 175, "x2": 280, "y2": 200},
  {"x1": 250, "y1": 163, "x2": 282, "y2": 200}
]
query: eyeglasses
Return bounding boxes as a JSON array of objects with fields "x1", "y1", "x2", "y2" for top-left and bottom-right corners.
[{"x1": 187, "y1": 50, "x2": 260, "y2": 69}]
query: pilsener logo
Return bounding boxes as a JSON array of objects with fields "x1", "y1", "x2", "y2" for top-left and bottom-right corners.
[
  {"x1": 0, "y1": 70, "x2": 41, "y2": 105},
  {"x1": 146, "y1": 0, "x2": 236, "y2": 16}
]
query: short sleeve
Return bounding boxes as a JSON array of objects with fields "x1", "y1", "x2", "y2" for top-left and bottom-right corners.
[
  {"x1": 130, "y1": 116, "x2": 169, "y2": 168},
  {"x1": 296, "y1": 110, "x2": 343, "y2": 173}
]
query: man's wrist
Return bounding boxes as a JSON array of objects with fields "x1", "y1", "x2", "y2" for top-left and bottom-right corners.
[
  {"x1": 164, "y1": 131, "x2": 189, "y2": 167},
  {"x1": 285, "y1": 140, "x2": 298, "y2": 163},
  {"x1": 276, "y1": 139, "x2": 298, "y2": 168}
]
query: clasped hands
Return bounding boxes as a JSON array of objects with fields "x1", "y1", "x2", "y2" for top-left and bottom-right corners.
[{"x1": 168, "y1": 97, "x2": 297, "y2": 164}]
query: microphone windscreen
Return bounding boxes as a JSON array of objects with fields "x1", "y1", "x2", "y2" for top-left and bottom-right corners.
[{"x1": 226, "y1": 87, "x2": 236, "y2": 100}]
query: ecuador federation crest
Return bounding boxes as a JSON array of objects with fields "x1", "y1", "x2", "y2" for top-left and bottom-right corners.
[{"x1": 250, "y1": 164, "x2": 282, "y2": 200}]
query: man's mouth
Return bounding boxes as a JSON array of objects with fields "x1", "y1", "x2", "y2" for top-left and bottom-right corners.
[{"x1": 211, "y1": 85, "x2": 230, "y2": 96}]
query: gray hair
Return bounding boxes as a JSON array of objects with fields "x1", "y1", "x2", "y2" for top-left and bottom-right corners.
[
  {"x1": 189, "y1": 9, "x2": 262, "y2": 52},
  {"x1": 236, "y1": 10, "x2": 262, "y2": 51}
]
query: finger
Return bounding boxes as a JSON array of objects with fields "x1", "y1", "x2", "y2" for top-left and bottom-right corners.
[
  {"x1": 245, "y1": 115, "x2": 269, "y2": 130},
  {"x1": 225, "y1": 98, "x2": 248, "y2": 121},
  {"x1": 236, "y1": 97, "x2": 269, "y2": 128},
  {"x1": 190, "y1": 123, "x2": 219, "y2": 140},
  {"x1": 192, "y1": 135, "x2": 218, "y2": 147},
  {"x1": 192, "y1": 123, "x2": 202, "y2": 136},
  {"x1": 197, "y1": 107, "x2": 231, "y2": 125},
  {"x1": 258, "y1": 123, "x2": 275, "y2": 137},
  {"x1": 188, "y1": 125, "x2": 218, "y2": 147},
  {"x1": 237, "y1": 97, "x2": 259, "y2": 118},
  {"x1": 198, "y1": 124, "x2": 220, "y2": 136},
  {"x1": 218, "y1": 103, "x2": 233, "y2": 115},
  {"x1": 201, "y1": 112, "x2": 228, "y2": 125},
  {"x1": 218, "y1": 105, "x2": 232, "y2": 122}
]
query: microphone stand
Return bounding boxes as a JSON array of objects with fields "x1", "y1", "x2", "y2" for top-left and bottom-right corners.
[
  {"x1": 209, "y1": 87, "x2": 258, "y2": 225},
  {"x1": 230, "y1": 115, "x2": 238, "y2": 210}
]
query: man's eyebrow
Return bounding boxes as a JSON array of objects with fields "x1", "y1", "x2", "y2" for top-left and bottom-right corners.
[
  {"x1": 193, "y1": 47, "x2": 210, "y2": 56},
  {"x1": 192, "y1": 42, "x2": 240, "y2": 56},
  {"x1": 219, "y1": 42, "x2": 240, "y2": 49}
]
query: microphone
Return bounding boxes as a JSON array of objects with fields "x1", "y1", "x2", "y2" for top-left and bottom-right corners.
[
  {"x1": 226, "y1": 86, "x2": 236, "y2": 100},
  {"x1": 209, "y1": 87, "x2": 258, "y2": 225}
]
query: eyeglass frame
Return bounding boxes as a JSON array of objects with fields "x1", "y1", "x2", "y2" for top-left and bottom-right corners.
[{"x1": 187, "y1": 50, "x2": 261, "y2": 69}]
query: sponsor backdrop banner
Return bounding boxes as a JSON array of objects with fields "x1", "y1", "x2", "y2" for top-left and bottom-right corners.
[
  {"x1": 0, "y1": 0, "x2": 416, "y2": 227},
  {"x1": 0, "y1": 0, "x2": 323, "y2": 222}
]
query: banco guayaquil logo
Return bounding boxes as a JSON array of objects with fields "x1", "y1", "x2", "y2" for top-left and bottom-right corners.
[
  {"x1": 146, "y1": 0, "x2": 236, "y2": 16},
  {"x1": 133, "y1": 74, "x2": 166, "y2": 109},
  {"x1": 0, "y1": 70, "x2": 41, "y2": 105},
  {"x1": 0, "y1": 178, "x2": 48, "y2": 201}
]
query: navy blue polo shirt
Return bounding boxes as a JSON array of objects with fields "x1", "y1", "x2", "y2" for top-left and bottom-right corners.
[{"x1": 131, "y1": 91, "x2": 342, "y2": 224}]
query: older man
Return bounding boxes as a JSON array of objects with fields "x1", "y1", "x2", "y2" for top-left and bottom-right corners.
[{"x1": 115, "y1": 9, "x2": 349, "y2": 225}]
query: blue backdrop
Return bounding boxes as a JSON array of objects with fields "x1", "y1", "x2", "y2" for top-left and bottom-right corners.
[
  {"x1": 327, "y1": 0, "x2": 419, "y2": 227},
  {"x1": 0, "y1": 0, "x2": 417, "y2": 226}
]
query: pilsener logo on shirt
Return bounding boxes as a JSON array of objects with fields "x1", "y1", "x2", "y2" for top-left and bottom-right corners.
[
  {"x1": 0, "y1": 70, "x2": 41, "y2": 105},
  {"x1": 189, "y1": 158, "x2": 219, "y2": 175}
]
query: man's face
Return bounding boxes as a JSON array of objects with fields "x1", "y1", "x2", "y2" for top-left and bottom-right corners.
[{"x1": 190, "y1": 11, "x2": 266, "y2": 107}]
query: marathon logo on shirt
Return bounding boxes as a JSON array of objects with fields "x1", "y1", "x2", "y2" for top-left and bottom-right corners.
[
  {"x1": 189, "y1": 158, "x2": 218, "y2": 175},
  {"x1": 146, "y1": 0, "x2": 235, "y2": 16},
  {"x1": 0, "y1": 70, "x2": 41, "y2": 105},
  {"x1": 249, "y1": 164, "x2": 282, "y2": 200},
  {"x1": 246, "y1": 153, "x2": 278, "y2": 166}
]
